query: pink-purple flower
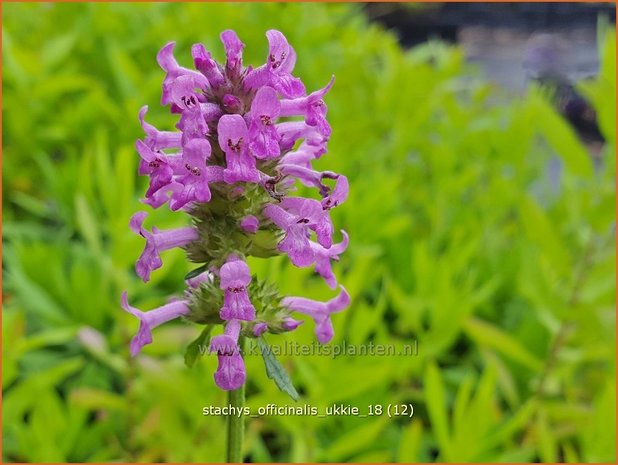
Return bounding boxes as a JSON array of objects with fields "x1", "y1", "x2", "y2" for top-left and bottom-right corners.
[
  {"x1": 280, "y1": 76, "x2": 335, "y2": 137},
  {"x1": 138, "y1": 106, "x2": 182, "y2": 150},
  {"x1": 121, "y1": 291, "x2": 190, "y2": 356},
  {"x1": 157, "y1": 42, "x2": 209, "y2": 106},
  {"x1": 311, "y1": 231, "x2": 349, "y2": 289},
  {"x1": 135, "y1": 140, "x2": 178, "y2": 198},
  {"x1": 169, "y1": 138, "x2": 220, "y2": 211},
  {"x1": 218, "y1": 115, "x2": 260, "y2": 183},
  {"x1": 248, "y1": 86, "x2": 281, "y2": 159},
  {"x1": 210, "y1": 319, "x2": 246, "y2": 390},
  {"x1": 130, "y1": 211, "x2": 199, "y2": 282},
  {"x1": 221, "y1": 30, "x2": 244, "y2": 78},
  {"x1": 321, "y1": 174, "x2": 349, "y2": 210},
  {"x1": 245, "y1": 30, "x2": 305, "y2": 98},
  {"x1": 263, "y1": 198, "x2": 331, "y2": 267},
  {"x1": 219, "y1": 258, "x2": 256, "y2": 321},
  {"x1": 282, "y1": 286, "x2": 350, "y2": 344}
]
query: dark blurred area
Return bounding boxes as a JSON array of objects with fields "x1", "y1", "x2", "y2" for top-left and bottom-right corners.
[
  {"x1": 364, "y1": 2, "x2": 616, "y2": 144},
  {"x1": 364, "y1": 3, "x2": 616, "y2": 46}
]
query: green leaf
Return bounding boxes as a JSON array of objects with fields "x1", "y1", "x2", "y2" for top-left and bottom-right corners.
[
  {"x1": 257, "y1": 337, "x2": 299, "y2": 401},
  {"x1": 74, "y1": 194, "x2": 102, "y2": 257},
  {"x1": 581, "y1": 380, "x2": 616, "y2": 462},
  {"x1": 519, "y1": 195, "x2": 570, "y2": 276},
  {"x1": 184, "y1": 325, "x2": 212, "y2": 368},
  {"x1": 398, "y1": 420, "x2": 423, "y2": 462},
  {"x1": 483, "y1": 399, "x2": 537, "y2": 451},
  {"x1": 536, "y1": 408, "x2": 557, "y2": 462},
  {"x1": 69, "y1": 388, "x2": 126, "y2": 411},
  {"x1": 42, "y1": 31, "x2": 78, "y2": 70},
  {"x1": 321, "y1": 416, "x2": 389, "y2": 461},
  {"x1": 185, "y1": 264, "x2": 210, "y2": 281},
  {"x1": 463, "y1": 317, "x2": 544, "y2": 372},
  {"x1": 424, "y1": 361, "x2": 451, "y2": 460},
  {"x1": 529, "y1": 93, "x2": 594, "y2": 178}
]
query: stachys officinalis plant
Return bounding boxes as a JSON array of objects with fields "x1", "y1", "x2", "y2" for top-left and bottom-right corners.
[{"x1": 122, "y1": 29, "x2": 349, "y2": 399}]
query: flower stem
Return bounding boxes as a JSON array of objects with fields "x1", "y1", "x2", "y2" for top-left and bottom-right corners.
[{"x1": 226, "y1": 335, "x2": 245, "y2": 463}]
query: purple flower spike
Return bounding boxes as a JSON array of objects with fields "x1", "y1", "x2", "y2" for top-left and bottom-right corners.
[
  {"x1": 130, "y1": 211, "x2": 199, "y2": 282},
  {"x1": 280, "y1": 76, "x2": 335, "y2": 137},
  {"x1": 240, "y1": 215, "x2": 259, "y2": 234},
  {"x1": 322, "y1": 175, "x2": 349, "y2": 210},
  {"x1": 121, "y1": 291, "x2": 190, "y2": 356},
  {"x1": 157, "y1": 42, "x2": 209, "y2": 106},
  {"x1": 131, "y1": 30, "x2": 347, "y2": 392},
  {"x1": 221, "y1": 30, "x2": 245, "y2": 78},
  {"x1": 138, "y1": 106, "x2": 182, "y2": 150},
  {"x1": 282, "y1": 286, "x2": 350, "y2": 344},
  {"x1": 248, "y1": 86, "x2": 281, "y2": 159},
  {"x1": 170, "y1": 138, "x2": 215, "y2": 211},
  {"x1": 211, "y1": 319, "x2": 246, "y2": 390},
  {"x1": 219, "y1": 259, "x2": 256, "y2": 321},
  {"x1": 218, "y1": 114, "x2": 260, "y2": 183},
  {"x1": 311, "y1": 230, "x2": 349, "y2": 289}
]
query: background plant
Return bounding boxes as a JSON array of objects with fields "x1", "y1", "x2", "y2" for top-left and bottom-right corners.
[{"x1": 2, "y1": 3, "x2": 615, "y2": 462}]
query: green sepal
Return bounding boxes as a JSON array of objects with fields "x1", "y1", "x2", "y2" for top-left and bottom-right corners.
[{"x1": 185, "y1": 279, "x2": 225, "y2": 325}]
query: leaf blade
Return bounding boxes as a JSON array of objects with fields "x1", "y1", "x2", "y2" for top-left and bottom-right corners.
[{"x1": 257, "y1": 337, "x2": 299, "y2": 402}]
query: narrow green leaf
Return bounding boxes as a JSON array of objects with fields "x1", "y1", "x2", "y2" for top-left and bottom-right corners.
[
  {"x1": 537, "y1": 409, "x2": 557, "y2": 462},
  {"x1": 42, "y1": 31, "x2": 78, "y2": 70},
  {"x1": 321, "y1": 417, "x2": 389, "y2": 461},
  {"x1": 464, "y1": 317, "x2": 544, "y2": 372},
  {"x1": 185, "y1": 264, "x2": 210, "y2": 281},
  {"x1": 69, "y1": 388, "x2": 126, "y2": 411},
  {"x1": 425, "y1": 361, "x2": 451, "y2": 460},
  {"x1": 257, "y1": 337, "x2": 299, "y2": 401},
  {"x1": 184, "y1": 325, "x2": 212, "y2": 368},
  {"x1": 529, "y1": 93, "x2": 593, "y2": 177},
  {"x1": 398, "y1": 420, "x2": 423, "y2": 462},
  {"x1": 483, "y1": 399, "x2": 538, "y2": 451},
  {"x1": 520, "y1": 195, "x2": 570, "y2": 275},
  {"x1": 74, "y1": 195, "x2": 102, "y2": 256}
]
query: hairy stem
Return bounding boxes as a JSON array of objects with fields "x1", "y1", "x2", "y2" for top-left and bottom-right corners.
[{"x1": 226, "y1": 335, "x2": 246, "y2": 463}]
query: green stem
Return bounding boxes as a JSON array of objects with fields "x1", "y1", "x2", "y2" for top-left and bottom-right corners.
[{"x1": 226, "y1": 335, "x2": 245, "y2": 463}]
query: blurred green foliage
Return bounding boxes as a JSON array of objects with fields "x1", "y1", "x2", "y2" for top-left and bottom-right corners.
[{"x1": 2, "y1": 3, "x2": 616, "y2": 463}]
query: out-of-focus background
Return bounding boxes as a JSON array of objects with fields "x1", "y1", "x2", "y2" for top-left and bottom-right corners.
[{"x1": 2, "y1": 2, "x2": 616, "y2": 463}]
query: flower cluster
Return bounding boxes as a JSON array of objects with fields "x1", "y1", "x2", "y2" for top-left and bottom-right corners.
[{"x1": 122, "y1": 30, "x2": 349, "y2": 391}]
